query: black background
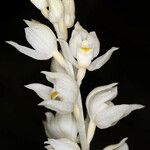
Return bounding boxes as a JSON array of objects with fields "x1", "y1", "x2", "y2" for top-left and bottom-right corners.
[{"x1": 0, "y1": 0, "x2": 150, "y2": 149}]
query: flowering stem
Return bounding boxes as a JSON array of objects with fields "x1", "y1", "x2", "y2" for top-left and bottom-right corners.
[
  {"x1": 74, "y1": 89, "x2": 89, "y2": 150},
  {"x1": 77, "y1": 67, "x2": 86, "y2": 86},
  {"x1": 87, "y1": 120, "x2": 96, "y2": 145}
]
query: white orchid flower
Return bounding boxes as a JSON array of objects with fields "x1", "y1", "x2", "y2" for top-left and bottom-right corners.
[
  {"x1": 86, "y1": 83, "x2": 144, "y2": 144},
  {"x1": 62, "y1": 0, "x2": 75, "y2": 28},
  {"x1": 45, "y1": 138, "x2": 80, "y2": 150},
  {"x1": 103, "y1": 137, "x2": 129, "y2": 150},
  {"x1": 25, "y1": 72, "x2": 78, "y2": 114},
  {"x1": 43, "y1": 112, "x2": 78, "y2": 141},
  {"x1": 59, "y1": 22, "x2": 118, "y2": 85},
  {"x1": 6, "y1": 20, "x2": 67, "y2": 68}
]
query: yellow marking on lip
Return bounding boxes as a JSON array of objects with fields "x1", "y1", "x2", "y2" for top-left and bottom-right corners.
[
  {"x1": 50, "y1": 91, "x2": 58, "y2": 100},
  {"x1": 81, "y1": 47, "x2": 91, "y2": 53}
]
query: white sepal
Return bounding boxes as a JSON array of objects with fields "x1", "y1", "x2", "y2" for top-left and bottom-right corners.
[
  {"x1": 30, "y1": 0, "x2": 48, "y2": 10},
  {"x1": 45, "y1": 138, "x2": 81, "y2": 150},
  {"x1": 95, "y1": 104, "x2": 144, "y2": 129},
  {"x1": 88, "y1": 47, "x2": 119, "y2": 71},
  {"x1": 43, "y1": 112, "x2": 78, "y2": 141},
  {"x1": 103, "y1": 137, "x2": 129, "y2": 150},
  {"x1": 25, "y1": 83, "x2": 53, "y2": 100}
]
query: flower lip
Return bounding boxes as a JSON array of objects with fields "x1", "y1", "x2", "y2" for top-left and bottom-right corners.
[{"x1": 50, "y1": 90, "x2": 58, "y2": 100}]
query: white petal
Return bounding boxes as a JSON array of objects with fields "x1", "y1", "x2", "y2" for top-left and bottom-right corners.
[
  {"x1": 62, "y1": 0, "x2": 75, "y2": 28},
  {"x1": 86, "y1": 83, "x2": 118, "y2": 113},
  {"x1": 45, "y1": 138, "x2": 80, "y2": 150},
  {"x1": 95, "y1": 104, "x2": 144, "y2": 129},
  {"x1": 24, "y1": 19, "x2": 41, "y2": 27},
  {"x1": 30, "y1": 0, "x2": 48, "y2": 10},
  {"x1": 88, "y1": 47, "x2": 119, "y2": 71},
  {"x1": 69, "y1": 22, "x2": 88, "y2": 57},
  {"x1": 87, "y1": 31, "x2": 100, "y2": 58},
  {"x1": 103, "y1": 137, "x2": 129, "y2": 150},
  {"x1": 87, "y1": 85, "x2": 118, "y2": 120},
  {"x1": 6, "y1": 41, "x2": 50, "y2": 60},
  {"x1": 38, "y1": 100, "x2": 74, "y2": 114},
  {"x1": 25, "y1": 83, "x2": 53, "y2": 100},
  {"x1": 48, "y1": 0, "x2": 64, "y2": 23},
  {"x1": 25, "y1": 23, "x2": 57, "y2": 55},
  {"x1": 58, "y1": 39, "x2": 78, "y2": 67}
]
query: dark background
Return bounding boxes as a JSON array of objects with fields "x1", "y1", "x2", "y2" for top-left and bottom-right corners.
[{"x1": 0, "y1": 0, "x2": 150, "y2": 149}]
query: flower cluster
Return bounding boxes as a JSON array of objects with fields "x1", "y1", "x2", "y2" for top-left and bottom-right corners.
[{"x1": 6, "y1": 0, "x2": 145, "y2": 150}]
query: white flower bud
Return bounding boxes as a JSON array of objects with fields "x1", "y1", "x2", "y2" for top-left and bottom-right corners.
[
  {"x1": 47, "y1": 0, "x2": 64, "y2": 23},
  {"x1": 62, "y1": 0, "x2": 75, "y2": 28}
]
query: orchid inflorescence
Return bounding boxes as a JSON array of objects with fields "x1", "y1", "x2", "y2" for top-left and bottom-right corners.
[{"x1": 6, "y1": 0, "x2": 145, "y2": 150}]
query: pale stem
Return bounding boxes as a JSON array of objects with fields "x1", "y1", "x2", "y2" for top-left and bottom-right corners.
[
  {"x1": 53, "y1": 50, "x2": 67, "y2": 68},
  {"x1": 77, "y1": 67, "x2": 86, "y2": 86},
  {"x1": 87, "y1": 120, "x2": 96, "y2": 145},
  {"x1": 74, "y1": 93, "x2": 89, "y2": 150},
  {"x1": 53, "y1": 50, "x2": 74, "y2": 77}
]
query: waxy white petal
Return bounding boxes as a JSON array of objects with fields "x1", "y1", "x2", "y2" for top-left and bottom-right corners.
[
  {"x1": 87, "y1": 85, "x2": 118, "y2": 120},
  {"x1": 86, "y1": 83, "x2": 118, "y2": 105},
  {"x1": 69, "y1": 22, "x2": 88, "y2": 57},
  {"x1": 87, "y1": 31, "x2": 100, "y2": 58},
  {"x1": 88, "y1": 47, "x2": 119, "y2": 71},
  {"x1": 38, "y1": 100, "x2": 74, "y2": 114},
  {"x1": 95, "y1": 104, "x2": 144, "y2": 129},
  {"x1": 103, "y1": 137, "x2": 129, "y2": 150},
  {"x1": 86, "y1": 83, "x2": 118, "y2": 117},
  {"x1": 6, "y1": 41, "x2": 50, "y2": 60},
  {"x1": 25, "y1": 83, "x2": 53, "y2": 100},
  {"x1": 45, "y1": 138, "x2": 80, "y2": 150},
  {"x1": 30, "y1": 0, "x2": 48, "y2": 10}
]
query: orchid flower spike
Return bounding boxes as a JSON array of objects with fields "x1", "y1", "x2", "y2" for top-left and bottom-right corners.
[
  {"x1": 103, "y1": 137, "x2": 129, "y2": 150},
  {"x1": 59, "y1": 22, "x2": 118, "y2": 85},
  {"x1": 25, "y1": 72, "x2": 78, "y2": 114},
  {"x1": 43, "y1": 112, "x2": 78, "y2": 142},
  {"x1": 6, "y1": 20, "x2": 67, "y2": 68},
  {"x1": 86, "y1": 83, "x2": 145, "y2": 144},
  {"x1": 45, "y1": 138, "x2": 81, "y2": 150},
  {"x1": 30, "y1": 0, "x2": 49, "y2": 18}
]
